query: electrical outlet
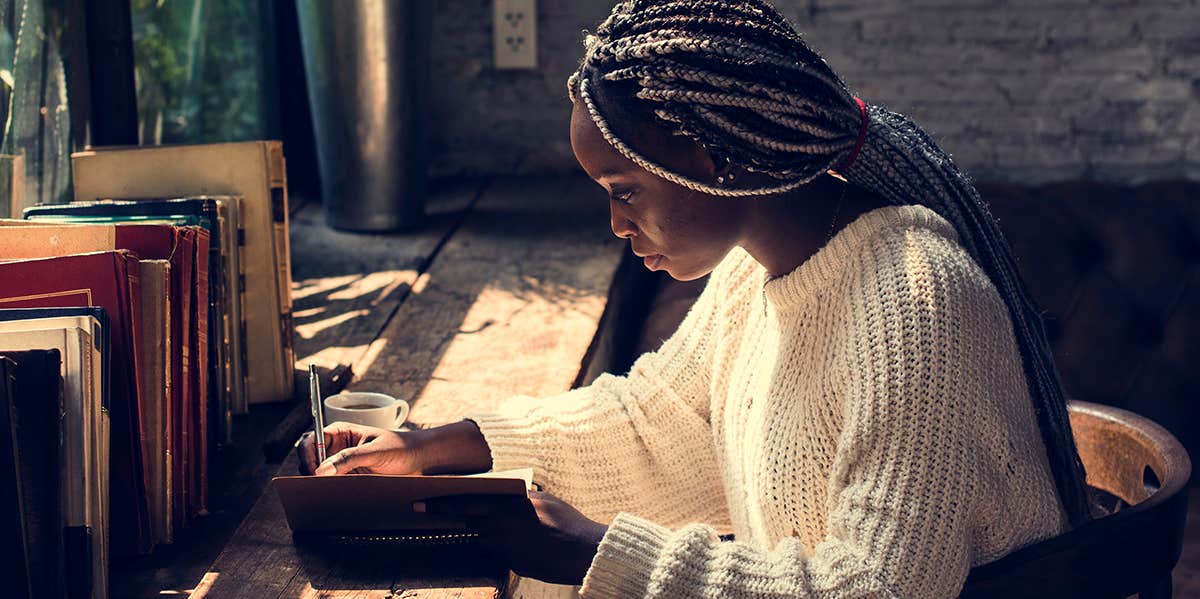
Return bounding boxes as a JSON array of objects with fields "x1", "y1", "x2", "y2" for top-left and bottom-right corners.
[{"x1": 493, "y1": 0, "x2": 537, "y2": 70}]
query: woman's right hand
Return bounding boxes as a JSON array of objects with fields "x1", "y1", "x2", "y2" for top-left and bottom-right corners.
[
  {"x1": 298, "y1": 421, "x2": 423, "y2": 476},
  {"x1": 296, "y1": 419, "x2": 494, "y2": 477}
]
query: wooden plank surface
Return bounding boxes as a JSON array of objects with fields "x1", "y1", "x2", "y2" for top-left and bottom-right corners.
[
  {"x1": 352, "y1": 175, "x2": 620, "y2": 423},
  {"x1": 192, "y1": 175, "x2": 622, "y2": 598},
  {"x1": 289, "y1": 178, "x2": 485, "y2": 376}
]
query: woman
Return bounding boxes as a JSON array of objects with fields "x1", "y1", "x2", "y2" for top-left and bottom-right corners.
[{"x1": 300, "y1": 1, "x2": 1092, "y2": 596}]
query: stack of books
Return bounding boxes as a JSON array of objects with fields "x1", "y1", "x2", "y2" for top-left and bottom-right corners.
[{"x1": 0, "y1": 141, "x2": 295, "y2": 598}]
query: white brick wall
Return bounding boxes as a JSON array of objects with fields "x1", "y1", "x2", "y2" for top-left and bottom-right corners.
[{"x1": 428, "y1": 0, "x2": 1200, "y2": 183}]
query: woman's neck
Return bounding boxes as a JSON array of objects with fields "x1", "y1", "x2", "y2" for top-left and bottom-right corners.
[{"x1": 740, "y1": 176, "x2": 890, "y2": 278}]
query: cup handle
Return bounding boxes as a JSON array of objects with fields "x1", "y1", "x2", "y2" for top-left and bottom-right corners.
[{"x1": 394, "y1": 400, "x2": 411, "y2": 429}]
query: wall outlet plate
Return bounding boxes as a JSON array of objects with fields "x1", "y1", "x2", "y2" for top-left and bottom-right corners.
[{"x1": 493, "y1": 0, "x2": 537, "y2": 70}]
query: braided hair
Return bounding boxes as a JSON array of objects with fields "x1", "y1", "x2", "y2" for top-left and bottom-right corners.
[{"x1": 570, "y1": 0, "x2": 1092, "y2": 529}]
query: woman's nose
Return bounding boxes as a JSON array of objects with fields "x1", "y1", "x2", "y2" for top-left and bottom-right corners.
[{"x1": 610, "y1": 210, "x2": 637, "y2": 239}]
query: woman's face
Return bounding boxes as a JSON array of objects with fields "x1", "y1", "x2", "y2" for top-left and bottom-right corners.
[{"x1": 570, "y1": 99, "x2": 745, "y2": 281}]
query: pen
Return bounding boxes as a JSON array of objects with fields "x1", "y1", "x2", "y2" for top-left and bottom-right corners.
[{"x1": 310, "y1": 364, "x2": 327, "y2": 464}]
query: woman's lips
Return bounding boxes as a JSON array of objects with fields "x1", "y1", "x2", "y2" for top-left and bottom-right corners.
[{"x1": 643, "y1": 254, "x2": 664, "y2": 270}]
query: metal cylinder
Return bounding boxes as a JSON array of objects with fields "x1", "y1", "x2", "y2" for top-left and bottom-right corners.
[{"x1": 297, "y1": 0, "x2": 431, "y2": 232}]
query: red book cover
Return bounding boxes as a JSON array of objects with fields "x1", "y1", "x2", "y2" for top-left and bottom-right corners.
[
  {"x1": 113, "y1": 224, "x2": 197, "y2": 528},
  {"x1": 191, "y1": 229, "x2": 210, "y2": 516},
  {"x1": 0, "y1": 250, "x2": 152, "y2": 557}
]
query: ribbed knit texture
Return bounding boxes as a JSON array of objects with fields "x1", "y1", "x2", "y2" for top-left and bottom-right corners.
[{"x1": 467, "y1": 205, "x2": 1067, "y2": 598}]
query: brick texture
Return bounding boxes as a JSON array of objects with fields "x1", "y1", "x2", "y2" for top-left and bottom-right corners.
[{"x1": 427, "y1": 0, "x2": 1200, "y2": 183}]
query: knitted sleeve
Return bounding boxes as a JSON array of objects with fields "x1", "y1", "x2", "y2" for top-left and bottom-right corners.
[
  {"x1": 580, "y1": 229, "x2": 1010, "y2": 598},
  {"x1": 464, "y1": 251, "x2": 756, "y2": 527}
]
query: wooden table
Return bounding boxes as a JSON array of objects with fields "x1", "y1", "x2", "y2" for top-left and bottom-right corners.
[{"x1": 188, "y1": 175, "x2": 624, "y2": 598}]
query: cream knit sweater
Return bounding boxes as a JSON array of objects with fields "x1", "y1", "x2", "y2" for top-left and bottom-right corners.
[{"x1": 468, "y1": 205, "x2": 1067, "y2": 598}]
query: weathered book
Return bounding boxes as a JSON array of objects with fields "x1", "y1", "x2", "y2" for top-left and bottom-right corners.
[
  {"x1": 0, "y1": 220, "x2": 204, "y2": 526},
  {"x1": 1, "y1": 349, "x2": 65, "y2": 597},
  {"x1": 0, "y1": 251, "x2": 151, "y2": 557},
  {"x1": 24, "y1": 201, "x2": 239, "y2": 451},
  {"x1": 0, "y1": 356, "x2": 33, "y2": 599},
  {"x1": 20, "y1": 204, "x2": 229, "y2": 517},
  {"x1": 138, "y1": 260, "x2": 171, "y2": 543},
  {"x1": 0, "y1": 309, "x2": 110, "y2": 599},
  {"x1": 71, "y1": 142, "x2": 294, "y2": 405},
  {"x1": 0, "y1": 310, "x2": 109, "y2": 599}
]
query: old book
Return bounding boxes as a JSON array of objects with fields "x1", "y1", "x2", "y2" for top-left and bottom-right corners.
[
  {"x1": 138, "y1": 260, "x2": 172, "y2": 543},
  {"x1": 0, "y1": 357, "x2": 32, "y2": 599},
  {"x1": 0, "y1": 220, "x2": 203, "y2": 528},
  {"x1": 71, "y1": 142, "x2": 294, "y2": 405},
  {"x1": 24, "y1": 201, "x2": 239, "y2": 450},
  {"x1": 19, "y1": 204, "x2": 229, "y2": 517},
  {"x1": 2, "y1": 349, "x2": 65, "y2": 597},
  {"x1": 0, "y1": 251, "x2": 151, "y2": 557},
  {"x1": 0, "y1": 311, "x2": 109, "y2": 599}
]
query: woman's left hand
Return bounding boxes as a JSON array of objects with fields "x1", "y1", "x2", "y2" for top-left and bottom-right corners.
[{"x1": 426, "y1": 490, "x2": 608, "y2": 585}]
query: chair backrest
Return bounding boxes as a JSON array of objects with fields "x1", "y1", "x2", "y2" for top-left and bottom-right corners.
[{"x1": 959, "y1": 401, "x2": 1191, "y2": 599}]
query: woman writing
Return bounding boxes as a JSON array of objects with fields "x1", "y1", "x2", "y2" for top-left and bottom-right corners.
[{"x1": 300, "y1": 1, "x2": 1091, "y2": 596}]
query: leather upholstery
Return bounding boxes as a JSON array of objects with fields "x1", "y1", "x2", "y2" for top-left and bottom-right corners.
[{"x1": 981, "y1": 181, "x2": 1199, "y2": 484}]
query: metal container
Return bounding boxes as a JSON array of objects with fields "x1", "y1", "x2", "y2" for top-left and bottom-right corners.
[{"x1": 297, "y1": 0, "x2": 431, "y2": 231}]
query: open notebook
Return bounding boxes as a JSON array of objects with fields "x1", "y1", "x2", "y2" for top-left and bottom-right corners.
[{"x1": 273, "y1": 468, "x2": 533, "y2": 546}]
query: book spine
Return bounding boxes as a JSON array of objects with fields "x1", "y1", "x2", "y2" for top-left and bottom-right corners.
[
  {"x1": 173, "y1": 231, "x2": 193, "y2": 530},
  {"x1": 236, "y1": 224, "x2": 249, "y2": 415},
  {"x1": 119, "y1": 251, "x2": 154, "y2": 555},
  {"x1": 268, "y1": 143, "x2": 295, "y2": 399},
  {"x1": 193, "y1": 230, "x2": 210, "y2": 517},
  {"x1": 162, "y1": 283, "x2": 173, "y2": 545},
  {"x1": 214, "y1": 206, "x2": 233, "y2": 445}
]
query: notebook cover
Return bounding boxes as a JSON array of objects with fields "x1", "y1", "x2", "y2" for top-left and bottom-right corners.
[
  {"x1": 273, "y1": 469, "x2": 533, "y2": 534},
  {"x1": 70, "y1": 143, "x2": 294, "y2": 405},
  {"x1": 0, "y1": 357, "x2": 33, "y2": 599},
  {"x1": 0, "y1": 252, "x2": 152, "y2": 557},
  {"x1": 2, "y1": 349, "x2": 64, "y2": 597}
]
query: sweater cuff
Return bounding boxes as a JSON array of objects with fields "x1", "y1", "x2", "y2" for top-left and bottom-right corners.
[
  {"x1": 581, "y1": 512, "x2": 672, "y2": 599},
  {"x1": 463, "y1": 408, "x2": 544, "y2": 474}
]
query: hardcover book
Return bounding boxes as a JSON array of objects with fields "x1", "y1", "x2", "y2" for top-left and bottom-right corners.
[
  {"x1": 0, "y1": 251, "x2": 151, "y2": 557},
  {"x1": 0, "y1": 311, "x2": 109, "y2": 599},
  {"x1": 70, "y1": 142, "x2": 294, "y2": 405},
  {"x1": 0, "y1": 219, "x2": 207, "y2": 524},
  {"x1": 1, "y1": 349, "x2": 65, "y2": 597},
  {"x1": 0, "y1": 357, "x2": 32, "y2": 599}
]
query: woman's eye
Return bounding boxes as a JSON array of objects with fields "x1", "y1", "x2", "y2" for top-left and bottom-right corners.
[{"x1": 611, "y1": 190, "x2": 634, "y2": 203}]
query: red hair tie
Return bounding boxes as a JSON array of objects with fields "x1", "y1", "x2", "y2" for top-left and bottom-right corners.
[{"x1": 833, "y1": 96, "x2": 868, "y2": 172}]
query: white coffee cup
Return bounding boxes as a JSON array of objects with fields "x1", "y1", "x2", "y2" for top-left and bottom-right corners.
[{"x1": 323, "y1": 392, "x2": 410, "y2": 430}]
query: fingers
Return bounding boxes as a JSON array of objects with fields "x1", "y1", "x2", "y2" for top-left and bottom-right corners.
[
  {"x1": 298, "y1": 431, "x2": 318, "y2": 475},
  {"x1": 314, "y1": 444, "x2": 377, "y2": 476},
  {"x1": 299, "y1": 421, "x2": 389, "y2": 476}
]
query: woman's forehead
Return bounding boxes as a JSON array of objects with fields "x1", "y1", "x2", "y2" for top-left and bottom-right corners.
[{"x1": 571, "y1": 100, "x2": 640, "y2": 181}]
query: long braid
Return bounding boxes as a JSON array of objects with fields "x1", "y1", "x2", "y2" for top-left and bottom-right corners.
[{"x1": 570, "y1": 0, "x2": 1092, "y2": 528}]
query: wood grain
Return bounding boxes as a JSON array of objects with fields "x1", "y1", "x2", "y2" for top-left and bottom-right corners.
[
  {"x1": 351, "y1": 175, "x2": 620, "y2": 423},
  {"x1": 191, "y1": 175, "x2": 622, "y2": 598},
  {"x1": 289, "y1": 178, "x2": 484, "y2": 376}
]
